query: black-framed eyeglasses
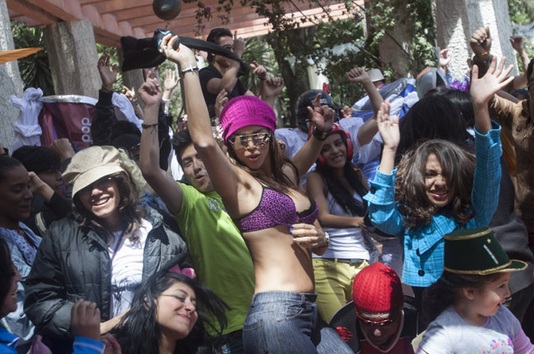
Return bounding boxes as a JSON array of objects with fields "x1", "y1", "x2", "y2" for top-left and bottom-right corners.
[{"x1": 228, "y1": 132, "x2": 271, "y2": 149}]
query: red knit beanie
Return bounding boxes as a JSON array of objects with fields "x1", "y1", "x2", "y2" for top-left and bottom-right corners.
[
  {"x1": 352, "y1": 262, "x2": 403, "y2": 318},
  {"x1": 220, "y1": 96, "x2": 276, "y2": 142}
]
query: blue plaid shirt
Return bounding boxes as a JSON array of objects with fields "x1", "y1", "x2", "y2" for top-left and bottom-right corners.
[{"x1": 364, "y1": 123, "x2": 502, "y2": 287}]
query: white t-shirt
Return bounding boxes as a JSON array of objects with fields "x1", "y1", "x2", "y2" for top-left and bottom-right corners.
[
  {"x1": 417, "y1": 305, "x2": 534, "y2": 354},
  {"x1": 109, "y1": 219, "x2": 151, "y2": 317}
]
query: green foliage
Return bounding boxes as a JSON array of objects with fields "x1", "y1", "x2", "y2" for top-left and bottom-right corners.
[
  {"x1": 509, "y1": 0, "x2": 534, "y2": 72},
  {"x1": 11, "y1": 21, "x2": 54, "y2": 95},
  {"x1": 189, "y1": 0, "x2": 435, "y2": 119},
  {"x1": 509, "y1": 0, "x2": 534, "y2": 24},
  {"x1": 241, "y1": 37, "x2": 279, "y2": 94}
]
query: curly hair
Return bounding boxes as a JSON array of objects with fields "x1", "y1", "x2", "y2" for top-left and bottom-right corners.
[
  {"x1": 112, "y1": 269, "x2": 228, "y2": 354},
  {"x1": 226, "y1": 133, "x2": 299, "y2": 192},
  {"x1": 422, "y1": 271, "x2": 503, "y2": 325},
  {"x1": 395, "y1": 139, "x2": 475, "y2": 228}
]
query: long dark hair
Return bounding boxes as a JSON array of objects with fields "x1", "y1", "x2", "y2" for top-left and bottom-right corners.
[
  {"x1": 396, "y1": 96, "x2": 472, "y2": 163},
  {"x1": 113, "y1": 270, "x2": 228, "y2": 354},
  {"x1": 315, "y1": 133, "x2": 368, "y2": 215},
  {"x1": 395, "y1": 139, "x2": 475, "y2": 228},
  {"x1": 0, "y1": 238, "x2": 15, "y2": 311},
  {"x1": 226, "y1": 132, "x2": 299, "y2": 192},
  {"x1": 422, "y1": 271, "x2": 503, "y2": 325}
]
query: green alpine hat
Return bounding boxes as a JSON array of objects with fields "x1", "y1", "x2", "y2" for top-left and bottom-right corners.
[{"x1": 444, "y1": 227, "x2": 527, "y2": 275}]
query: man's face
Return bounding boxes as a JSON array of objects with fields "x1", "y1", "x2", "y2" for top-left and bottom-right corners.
[
  {"x1": 358, "y1": 310, "x2": 403, "y2": 351},
  {"x1": 214, "y1": 36, "x2": 234, "y2": 68},
  {"x1": 180, "y1": 144, "x2": 214, "y2": 193}
]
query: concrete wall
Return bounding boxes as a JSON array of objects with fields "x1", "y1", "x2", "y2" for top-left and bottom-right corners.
[
  {"x1": 0, "y1": 0, "x2": 23, "y2": 150},
  {"x1": 433, "y1": 0, "x2": 517, "y2": 81},
  {"x1": 44, "y1": 20, "x2": 100, "y2": 98}
]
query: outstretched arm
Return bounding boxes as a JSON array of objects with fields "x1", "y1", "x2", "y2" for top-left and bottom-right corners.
[
  {"x1": 138, "y1": 75, "x2": 185, "y2": 216},
  {"x1": 291, "y1": 94, "x2": 335, "y2": 179},
  {"x1": 510, "y1": 36, "x2": 529, "y2": 89},
  {"x1": 160, "y1": 35, "x2": 240, "y2": 206},
  {"x1": 206, "y1": 57, "x2": 242, "y2": 96},
  {"x1": 346, "y1": 67, "x2": 383, "y2": 146},
  {"x1": 470, "y1": 57, "x2": 514, "y2": 134},
  {"x1": 92, "y1": 54, "x2": 119, "y2": 146},
  {"x1": 376, "y1": 101, "x2": 399, "y2": 174}
]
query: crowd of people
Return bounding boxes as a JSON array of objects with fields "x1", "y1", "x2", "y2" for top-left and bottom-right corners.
[{"x1": 1, "y1": 24, "x2": 534, "y2": 354}]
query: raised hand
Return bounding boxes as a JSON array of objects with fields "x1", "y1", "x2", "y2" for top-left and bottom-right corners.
[
  {"x1": 346, "y1": 67, "x2": 370, "y2": 84},
  {"x1": 261, "y1": 76, "x2": 284, "y2": 99},
  {"x1": 233, "y1": 31, "x2": 245, "y2": 57},
  {"x1": 163, "y1": 68, "x2": 180, "y2": 92},
  {"x1": 50, "y1": 138, "x2": 75, "y2": 163},
  {"x1": 122, "y1": 85, "x2": 136, "y2": 101},
  {"x1": 97, "y1": 54, "x2": 118, "y2": 91},
  {"x1": 307, "y1": 93, "x2": 335, "y2": 133},
  {"x1": 470, "y1": 57, "x2": 514, "y2": 106},
  {"x1": 250, "y1": 60, "x2": 267, "y2": 81},
  {"x1": 510, "y1": 36, "x2": 524, "y2": 52},
  {"x1": 376, "y1": 101, "x2": 399, "y2": 149},
  {"x1": 159, "y1": 34, "x2": 198, "y2": 69},
  {"x1": 439, "y1": 48, "x2": 452, "y2": 69},
  {"x1": 470, "y1": 26, "x2": 492, "y2": 56},
  {"x1": 214, "y1": 89, "x2": 228, "y2": 118},
  {"x1": 138, "y1": 77, "x2": 162, "y2": 108}
]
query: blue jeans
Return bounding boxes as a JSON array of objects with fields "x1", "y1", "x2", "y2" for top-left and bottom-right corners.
[{"x1": 242, "y1": 291, "x2": 354, "y2": 354}]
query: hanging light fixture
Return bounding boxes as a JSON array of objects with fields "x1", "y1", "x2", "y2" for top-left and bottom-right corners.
[{"x1": 153, "y1": 0, "x2": 182, "y2": 21}]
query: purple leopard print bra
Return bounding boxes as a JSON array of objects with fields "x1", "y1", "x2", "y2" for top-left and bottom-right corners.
[{"x1": 234, "y1": 186, "x2": 319, "y2": 233}]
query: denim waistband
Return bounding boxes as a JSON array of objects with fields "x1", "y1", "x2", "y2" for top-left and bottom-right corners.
[{"x1": 252, "y1": 291, "x2": 317, "y2": 304}]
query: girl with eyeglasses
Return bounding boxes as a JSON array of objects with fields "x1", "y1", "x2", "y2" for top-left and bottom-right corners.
[
  {"x1": 158, "y1": 34, "x2": 354, "y2": 354},
  {"x1": 24, "y1": 145, "x2": 190, "y2": 354}
]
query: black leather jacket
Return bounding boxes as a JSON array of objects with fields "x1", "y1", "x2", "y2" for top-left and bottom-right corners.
[{"x1": 24, "y1": 206, "x2": 189, "y2": 353}]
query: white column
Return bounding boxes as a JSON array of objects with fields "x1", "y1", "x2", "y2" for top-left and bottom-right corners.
[
  {"x1": 44, "y1": 20, "x2": 100, "y2": 98},
  {"x1": 0, "y1": 0, "x2": 23, "y2": 150},
  {"x1": 433, "y1": 0, "x2": 517, "y2": 81}
]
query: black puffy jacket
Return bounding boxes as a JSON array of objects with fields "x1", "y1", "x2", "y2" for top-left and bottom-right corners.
[{"x1": 24, "y1": 206, "x2": 189, "y2": 353}]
